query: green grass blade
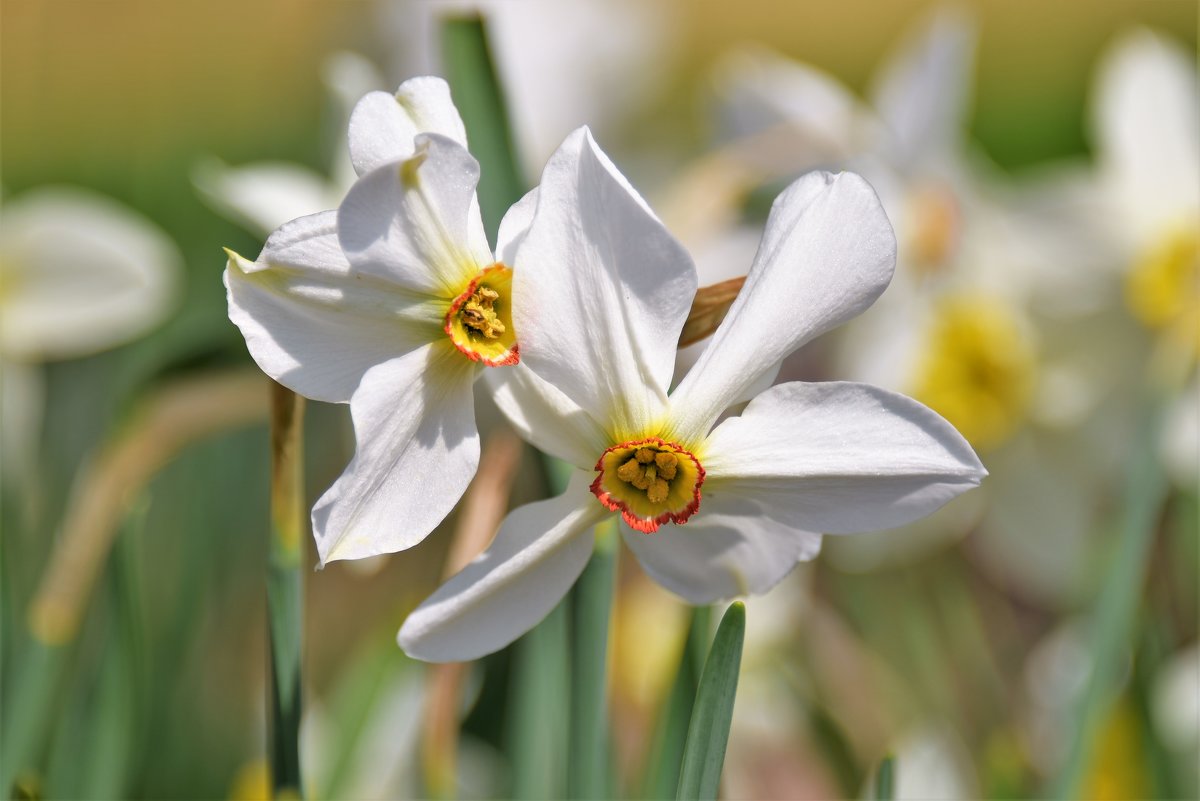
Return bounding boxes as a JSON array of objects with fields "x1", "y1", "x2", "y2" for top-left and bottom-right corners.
[
  {"x1": 268, "y1": 383, "x2": 305, "y2": 797},
  {"x1": 643, "y1": 605, "x2": 712, "y2": 799},
  {"x1": 1050, "y1": 397, "x2": 1169, "y2": 798},
  {"x1": 568, "y1": 523, "x2": 618, "y2": 800},
  {"x1": 440, "y1": 14, "x2": 526, "y2": 239},
  {"x1": 874, "y1": 755, "x2": 896, "y2": 800},
  {"x1": 676, "y1": 602, "x2": 745, "y2": 801},
  {"x1": 508, "y1": 600, "x2": 570, "y2": 800}
]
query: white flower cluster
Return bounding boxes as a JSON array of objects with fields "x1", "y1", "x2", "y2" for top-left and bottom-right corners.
[{"x1": 225, "y1": 76, "x2": 986, "y2": 663}]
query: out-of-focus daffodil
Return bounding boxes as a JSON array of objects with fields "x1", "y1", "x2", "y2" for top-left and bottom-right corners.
[
  {"x1": 0, "y1": 187, "x2": 180, "y2": 479},
  {"x1": 226, "y1": 77, "x2": 532, "y2": 564},
  {"x1": 397, "y1": 129, "x2": 985, "y2": 662}
]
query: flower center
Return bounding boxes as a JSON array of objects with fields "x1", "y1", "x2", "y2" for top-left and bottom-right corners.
[
  {"x1": 910, "y1": 294, "x2": 1035, "y2": 451},
  {"x1": 905, "y1": 183, "x2": 960, "y2": 277},
  {"x1": 444, "y1": 264, "x2": 519, "y2": 367},
  {"x1": 1125, "y1": 225, "x2": 1199, "y2": 360},
  {"x1": 591, "y1": 437, "x2": 705, "y2": 533}
]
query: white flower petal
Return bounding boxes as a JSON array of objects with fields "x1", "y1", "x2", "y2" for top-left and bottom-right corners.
[
  {"x1": 495, "y1": 187, "x2": 538, "y2": 266},
  {"x1": 398, "y1": 473, "x2": 606, "y2": 662},
  {"x1": 0, "y1": 187, "x2": 180, "y2": 361},
  {"x1": 666, "y1": 171, "x2": 895, "y2": 444},
  {"x1": 621, "y1": 495, "x2": 821, "y2": 604},
  {"x1": 313, "y1": 342, "x2": 480, "y2": 563},
  {"x1": 339, "y1": 134, "x2": 493, "y2": 297},
  {"x1": 347, "y1": 77, "x2": 469, "y2": 176},
  {"x1": 484, "y1": 363, "x2": 608, "y2": 470},
  {"x1": 1093, "y1": 28, "x2": 1200, "y2": 236},
  {"x1": 701, "y1": 381, "x2": 985, "y2": 534},
  {"x1": 226, "y1": 211, "x2": 441, "y2": 403},
  {"x1": 514, "y1": 127, "x2": 697, "y2": 438},
  {"x1": 713, "y1": 45, "x2": 870, "y2": 166},
  {"x1": 193, "y1": 159, "x2": 338, "y2": 237},
  {"x1": 870, "y1": 8, "x2": 976, "y2": 169}
]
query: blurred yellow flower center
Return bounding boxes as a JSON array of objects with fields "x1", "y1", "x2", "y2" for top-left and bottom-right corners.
[
  {"x1": 906, "y1": 184, "x2": 961, "y2": 277},
  {"x1": 591, "y1": 438, "x2": 705, "y2": 533},
  {"x1": 910, "y1": 294, "x2": 1035, "y2": 451},
  {"x1": 444, "y1": 264, "x2": 519, "y2": 367},
  {"x1": 1125, "y1": 225, "x2": 1199, "y2": 360}
]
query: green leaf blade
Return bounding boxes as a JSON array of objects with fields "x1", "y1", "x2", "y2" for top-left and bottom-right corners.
[{"x1": 676, "y1": 601, "x2": 746, "y2": 801}]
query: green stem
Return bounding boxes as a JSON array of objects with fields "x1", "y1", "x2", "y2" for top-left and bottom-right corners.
[
  {"x1": 874, "y1": 755, "x2": 896, "y2": 800},
  {"x1": 268, "y1": 382, "x2": 305, "y2": 797},
  {"x1": 1050, "y1": 395, "x2": 1168, "y2": 798},
  {"x1": 568, "y1": 523, "x2": 618, "y2": 800}
]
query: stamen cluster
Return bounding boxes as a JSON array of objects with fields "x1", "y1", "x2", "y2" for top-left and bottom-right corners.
[
  {"x1": 615, "y1": 447, "x2": 679, "y2": 504},
  {"x1": 460, "y1": 286, "x2": 505, "y2": 339}
]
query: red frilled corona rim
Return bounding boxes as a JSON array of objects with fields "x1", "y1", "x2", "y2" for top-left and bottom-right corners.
[
  {"x1": 444, "y1": 264, "x2": 520, "y2": 367},
  {"x1": 590, "y1": 436, "x2": 705, "y2": 533}
]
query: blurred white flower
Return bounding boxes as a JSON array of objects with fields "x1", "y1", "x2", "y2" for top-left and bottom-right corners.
[
  {"x1": 0, "y1": 187, "x2": 181, "y2": 478},
  {"x1": 226, "y1": 77, "x2": 531, "y2": 564},
  {"x1": 1091, "y1": 28, "x2": 1198, "y2": 488},
  {"x1": 397, "y1": 129, "x2": 985, "y2": 662},
  {"x1": 196, "y1": 52, "x2": 384, "y2": 236},
  {"x1": 378, "y1": 0, "x2": 677, "y2": 175}
]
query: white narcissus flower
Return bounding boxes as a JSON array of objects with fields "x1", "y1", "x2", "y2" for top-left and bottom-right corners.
[
  {"x1": 225, "y1": 77, "x2": 533, "y2": 564},
  {"x1": 397, "y1": 129, "x2": 986, "y2": 662},
  {"x1": 0, "y1": 187, "x2": 181, "y2": 479}
]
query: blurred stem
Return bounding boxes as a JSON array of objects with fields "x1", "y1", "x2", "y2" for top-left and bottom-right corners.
[
  {"x1": 874, "y1": 755, "x2": 896, "y2": 800},
  {"x1": 568, "y1": 522, "x2": 618, "y2": 800},
  {"x1": 268, "y1": 382, "x2": 304, "y2": 798},
  {"x1": 441, "y1": 14, "x2": 526, "y2": 239},
  {"x1": 643, "y1": 605, "x2": 712, "y2": 800},
  {"x1": 1050, "y1": 394, "x2": 1168, "y2": 799}
]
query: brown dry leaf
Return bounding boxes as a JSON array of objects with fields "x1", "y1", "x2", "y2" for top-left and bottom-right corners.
[{"x1": 679, "y1": 276, "x2": 746, "y2": 347}]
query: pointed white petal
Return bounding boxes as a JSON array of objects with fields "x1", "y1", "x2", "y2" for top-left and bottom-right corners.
[
  {"x1": 339, "y1": 134, "x2": 493, "y2": 298},
  {"x1": 701, "y1": 381, "x2": 985, "y2": 533},
  {"x1": 870, "y1": 8, "x2": 976, "y2": 168},
  {"x1": 398, "y1": 474, "x2": 606, "y2": 662},
  {"x1": 1093, "y1": 29, "x2": 1199, "y2": 235},
  {"x1": 313, "y1": 343, "x2": 480, "y2": 563},
  {"x1": 226, "y1": 211, "x2": 441, "y2": 403},
  {"x1": 495, "y1": 187, "x2": 539, "y2": 266},
  {"x1": 621, "y1": 495, "x2": 821, "y2": 604},
  {"x1": 484, "y1": 363, "x2": 608, "y2": 470},
  {"x1": 514, "y1": 127, "x2": 697, "y2": 438},
  {"x1": 666, "y1": 171, "x2": 895, "y2": 444},
  {"x1": 0, "y1": 187, "x2": 180, "y2": 361},
  {"x1": 193, "y1": 159, "x2": 338, "y2": 237},
  {"x1": 347, "y1": 77, "x2": 469, "y2": 176}
]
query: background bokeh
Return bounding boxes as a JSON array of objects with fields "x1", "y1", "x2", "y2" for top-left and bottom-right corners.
[{"x1": 2, "y1": 1, "x2": 1196, "y2": 799}]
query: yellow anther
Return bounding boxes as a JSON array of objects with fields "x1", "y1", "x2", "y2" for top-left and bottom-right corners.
[
  {"x1": 635, "y1": 448, "x2": 656, "y2": 464},
  {"x1": 617, "y1": 458, "x2": 642, "y2": 482},
  {"x1": 654, "y1": 452, "x2": 677, "y2": 479},
  {"x1": 460, "y1": 287, "x2": 505, "y2": 339},
  {"x1": 647, "y1": 478, "x2": 670, "y2": 504}
]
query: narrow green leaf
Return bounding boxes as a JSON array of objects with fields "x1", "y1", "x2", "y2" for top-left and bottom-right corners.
[
  {"x1": 643, "y1": 606, "x2": 712, "y2": 799},
  {"x1": 874, "y1": 755, "x2": 896, "y2": 800},
  {"x1": 568, "y1": 523, "x2": 618, "y2": 800},
  {"x1": 440, "y1": 14, "x2": 526, "y2": 238},
  {"x1": 1050, "y1": 396, "x2": 1169, "y2": 798},
  {"x1": 508, "y1": 601, "x2": 570, "y2": 800},
  {"x1": 268, "y1": 383, "x2": 305, "y2": 797},
  {"x1": 677, "y1": 602, "x2": 745, "y2": 801}
]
